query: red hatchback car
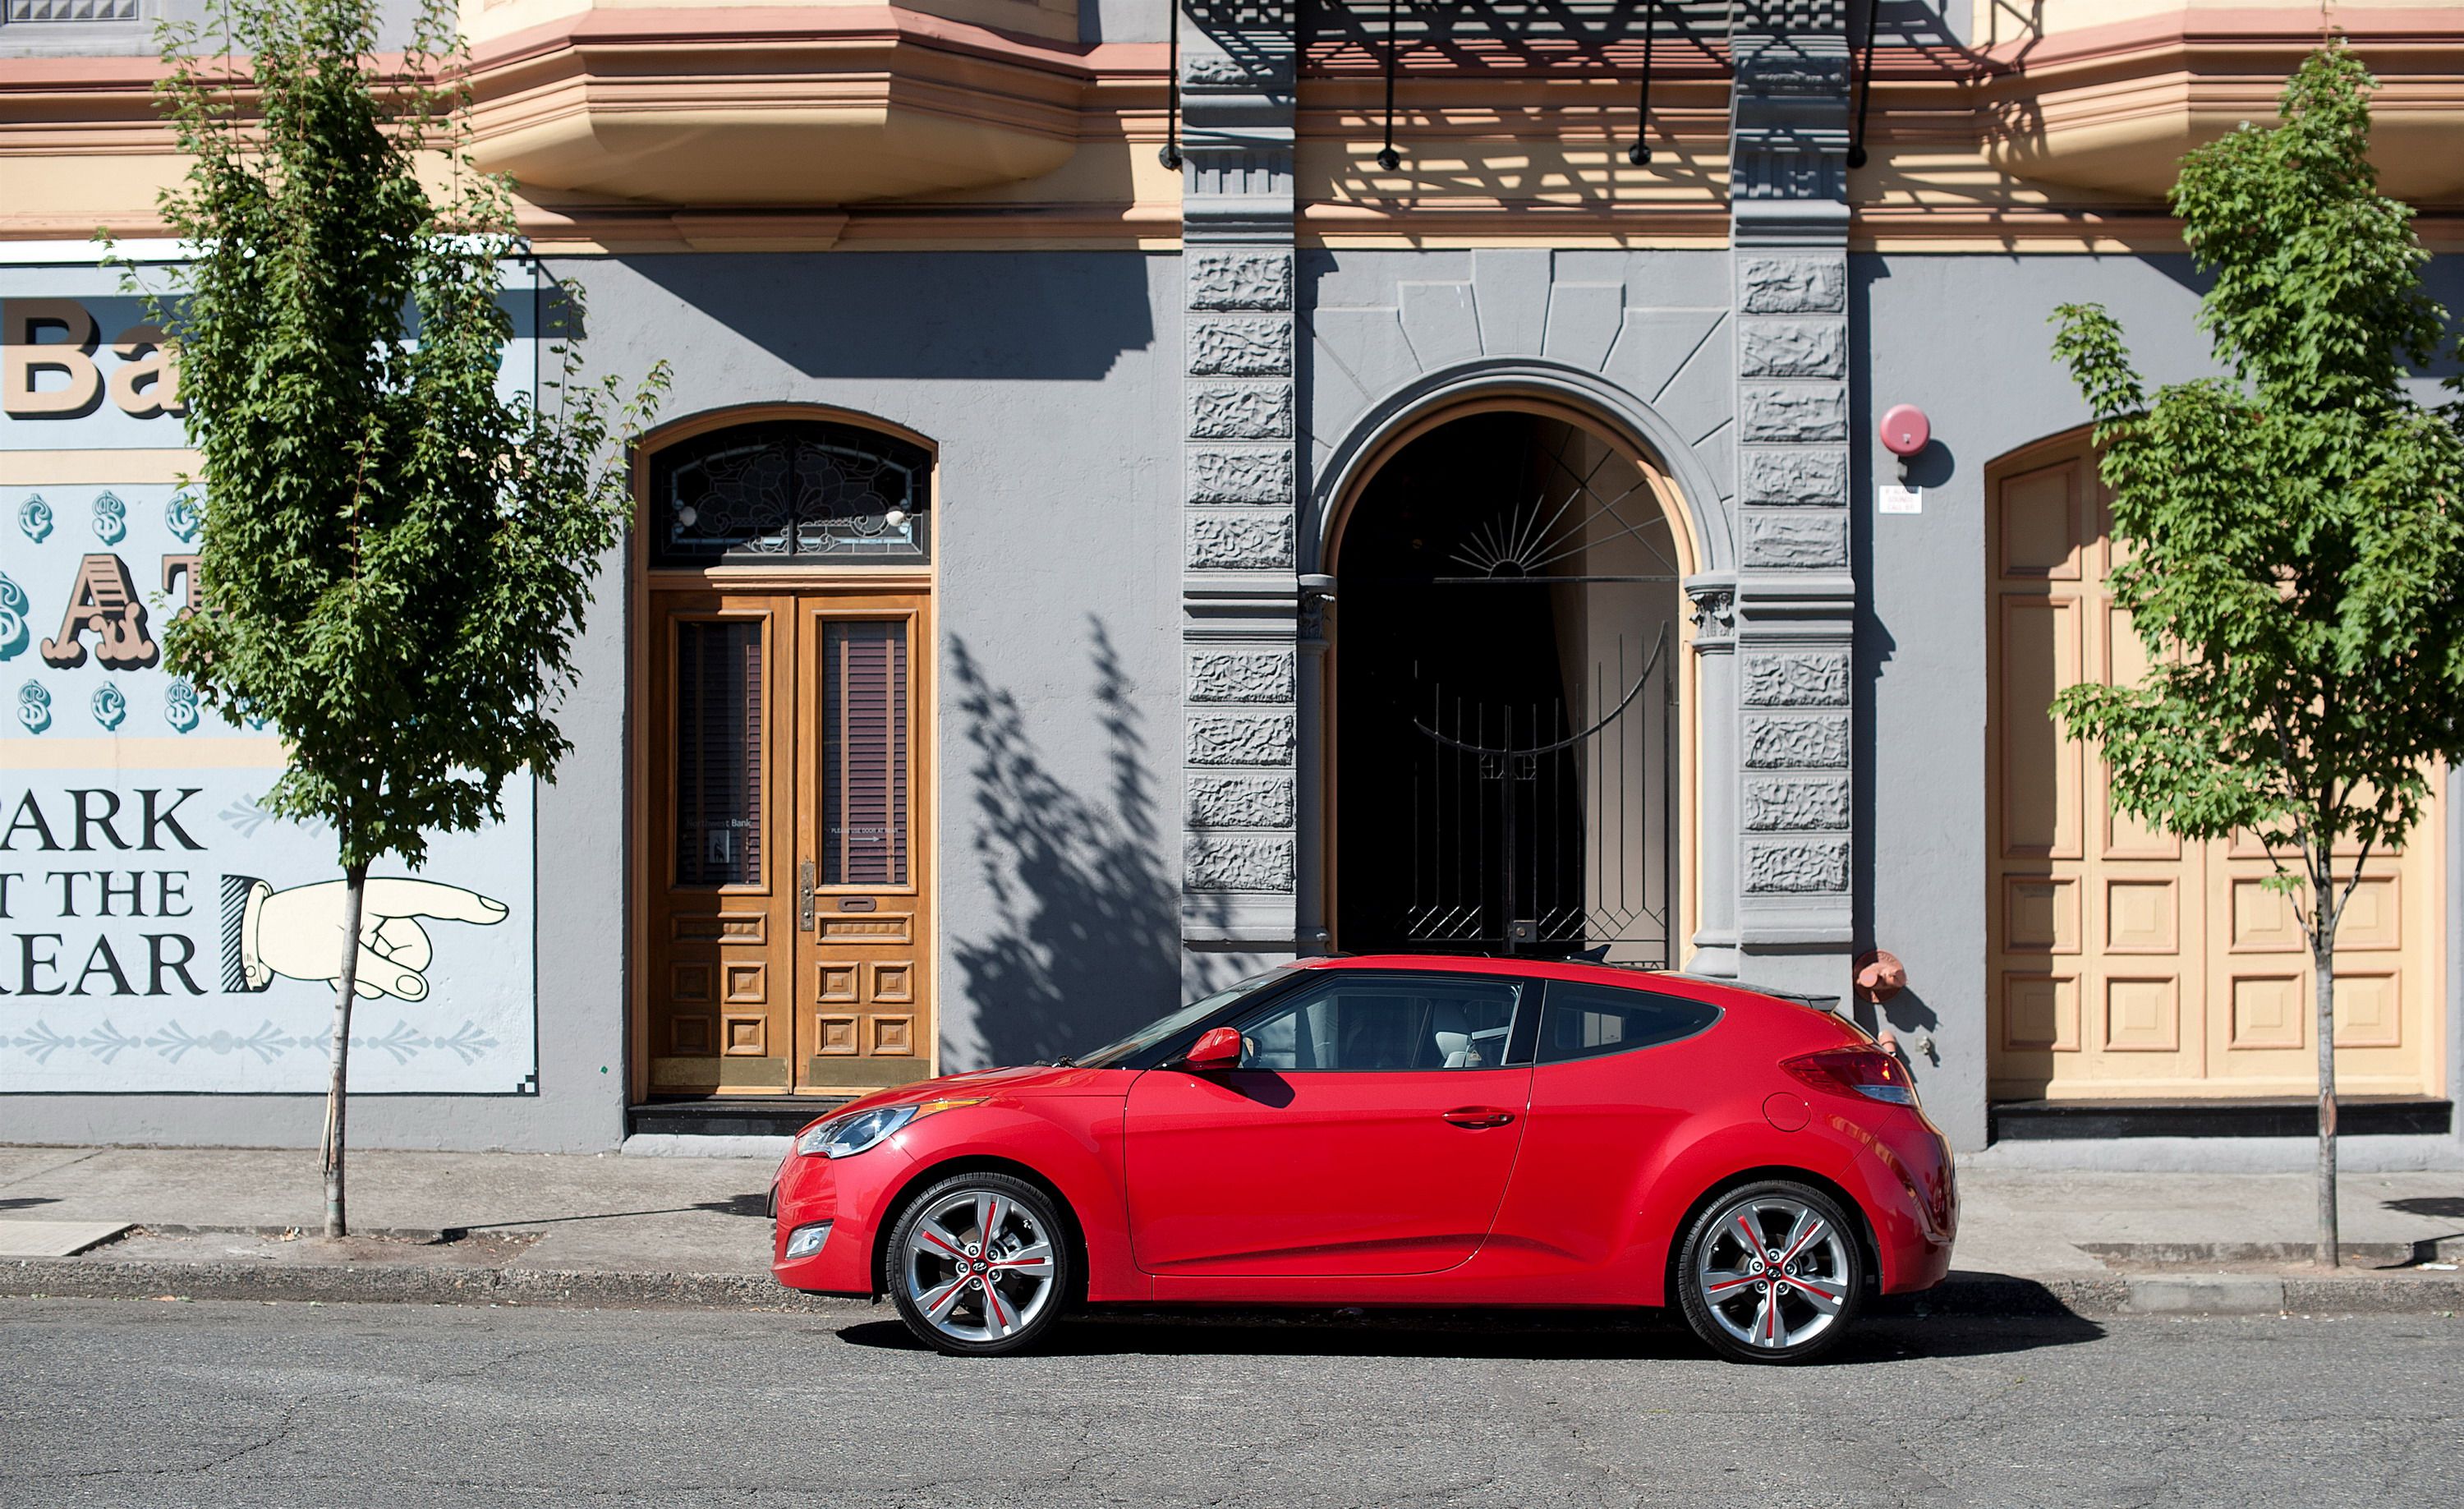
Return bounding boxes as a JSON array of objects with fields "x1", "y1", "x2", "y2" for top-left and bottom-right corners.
[{"x1": 771, "y1": 955, "x2": 1956, "y2": 1362}]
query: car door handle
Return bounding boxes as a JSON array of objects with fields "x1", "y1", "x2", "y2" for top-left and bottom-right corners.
[{"x1": 1441, "y1": 1106, "x2": 1515, "y2": 1129}]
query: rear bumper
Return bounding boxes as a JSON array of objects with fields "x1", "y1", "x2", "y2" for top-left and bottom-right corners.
[{"x1": 1834, "y1": 1113, "x2": 1957, "y2": 1295}]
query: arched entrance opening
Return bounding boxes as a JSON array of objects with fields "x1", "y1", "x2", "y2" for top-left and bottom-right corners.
[
  {"x1": 1330, "y1": 400, "x2": 1692, "y2": 965},
  {"x1": 1984, "y1": 428, "x2": 2445, "y2": 1102},
  {"x1": 627, "y1": 406, "x2": 940, "y2": 1106}
]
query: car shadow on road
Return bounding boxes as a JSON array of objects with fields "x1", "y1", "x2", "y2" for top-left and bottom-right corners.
[{"x1": 834, "y1": 1304, "x2": 2105, "y2": 1364}]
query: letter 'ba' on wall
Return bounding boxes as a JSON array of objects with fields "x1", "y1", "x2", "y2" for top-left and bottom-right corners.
[{"x1": 0, "y1": 269, "x2": 541, "y2": 1094}]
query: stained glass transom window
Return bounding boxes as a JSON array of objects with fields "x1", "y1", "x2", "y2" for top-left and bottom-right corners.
[{"x1": 650, "y1": 420, "x2": 931, "y2": 566}]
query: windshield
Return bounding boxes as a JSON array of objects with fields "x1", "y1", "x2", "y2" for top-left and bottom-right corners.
[{"x1": 1073, "y1": 967, "x2": 1299, "y2": 1069}]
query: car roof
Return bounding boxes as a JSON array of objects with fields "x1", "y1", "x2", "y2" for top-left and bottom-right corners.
[{"x1": 1289, "y1": 953, "x2": 1844, "y2": 1015}]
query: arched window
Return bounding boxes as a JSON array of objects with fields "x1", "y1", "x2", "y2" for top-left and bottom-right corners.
[{"x1": 648, "y1": 419, "x2": 931, "y2": 566}]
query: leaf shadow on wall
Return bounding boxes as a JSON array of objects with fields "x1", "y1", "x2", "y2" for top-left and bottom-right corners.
[{"x1": 947, "y1": 618, "x2": 1197, "y2": 1068}]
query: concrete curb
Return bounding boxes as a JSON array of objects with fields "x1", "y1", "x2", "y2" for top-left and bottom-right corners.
[
  {"x1": 2080, "y1": 1239, "x2": 2464, "y2": 1267},
  {"x1": 0, "y1": 1258, "x2": 867, "y2": 1312},
  {"x1": 6, "y1": 1259, "x2": 2460, "y2": 1318},
  {"x1": 1893, "y1": 1270, "x2": 2464, "y2": 1317}
]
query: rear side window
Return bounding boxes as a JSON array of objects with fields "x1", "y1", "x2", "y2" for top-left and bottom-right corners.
[{"x1": 1536, "y1": 982, "x2": 1720, "y2": 1064}]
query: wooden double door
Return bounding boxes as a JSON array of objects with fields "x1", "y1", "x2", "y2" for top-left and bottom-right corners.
[
  {"x1": 644, "y1": 588, "x2": 934, "y2": 1096},
  {"x1": 1985, "y1": 440, "x2": 2443, "y2": 1102}
]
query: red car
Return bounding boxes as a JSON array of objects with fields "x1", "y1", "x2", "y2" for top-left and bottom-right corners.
[{"x1": 771, "y1": 955, "x2": 1956, "y2": 1363}]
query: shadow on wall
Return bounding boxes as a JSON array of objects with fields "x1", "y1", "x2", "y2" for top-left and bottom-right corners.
[
  {"x1": 619, "y1": 254, "x2": 1159, "y2": 382},
  {"x1": 945, "y1": 618, "x2": 1183, "y2": 1068}
]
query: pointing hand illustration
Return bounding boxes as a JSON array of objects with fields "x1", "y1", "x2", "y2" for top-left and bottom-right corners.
[{"x1": 221, "y1": 875, "x2": 509, "y2": 1001}]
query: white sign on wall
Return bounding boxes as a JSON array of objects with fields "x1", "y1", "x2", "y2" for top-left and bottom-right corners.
[{"x1": 1, "y1": 262, "x2": 542, "y2": 1095}]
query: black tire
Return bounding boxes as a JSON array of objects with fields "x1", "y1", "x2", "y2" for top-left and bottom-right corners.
[
  {"x1": 882, "y1": 1172, "x2": 1073, "y2": 1357},
  {"x1": 1675, "y1": 1179, "x2": 1865, "y2": 1364}
]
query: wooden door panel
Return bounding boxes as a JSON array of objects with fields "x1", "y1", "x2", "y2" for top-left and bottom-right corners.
[
  {"x1": 2002, "y1": 876, "x2": 2078, "y2": 954},
  {"x1": 2101, "y1": 976, "x2": 2179, "y2": 1053},
  {"x1": 1997, "y1": 597, "x2": 2079, "y2": 858},
  {"x1": 646, "y1": 599, "x2": 796, "y2": 1093},
  {"x1": 2001, "y1": 973, "x2": 2078, "y2": 1051},
  {"x1": 1988, "y1": 436, "x2": 2443, "y2": 1102},
  {"x1": 796, "y1": 600, "x2": 934, "y2": 1093},
  {"x1": 2227, "y1": 975, "x2": 2305, "y2": 1050},
  {"x1": 1997, "y1": 460, "x2": 2083, "y2": 579},
  {"x1": 2099, "y1": 605, "x2": 2179, "y2": 858},
  {"x1": 2103, "y1": 878, "x2": 2177, "y2": 953}
]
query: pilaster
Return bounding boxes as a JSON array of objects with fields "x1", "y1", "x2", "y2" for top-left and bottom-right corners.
[
  {"x1": 1178, "y1": 3, "x2": 1300, "y2": 977},
  {"x1": 1725, "y1": 0, "x2": 1855, "y2": 1003},
  {"x1": 1685, "y1": 573, "x2": 1742, "y2": 978}
]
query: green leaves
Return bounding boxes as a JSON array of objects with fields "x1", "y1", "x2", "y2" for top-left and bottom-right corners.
[
  {"x1": 2046, "y1": 43, "x2": 2464, "y2": 941},
  {"x1": 2173, "y1": 48, "x2": 2442, "y2": 412},
  {"x1": 126, "y1": 0, "x2": 669, "y2": 870}
]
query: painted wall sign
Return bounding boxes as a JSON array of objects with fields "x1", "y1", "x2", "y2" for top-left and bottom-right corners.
[
  {"x1": 1, "y1": 259, "x2": 541, "y2": 1096},
  {"x1": 2, "y1": 298, "x2": 186, "y2": 421}
]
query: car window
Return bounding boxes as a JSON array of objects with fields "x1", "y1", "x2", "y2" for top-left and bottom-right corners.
[
  {"x1": 1535, "y1": 982, "x2": 1720, "y2": 1064},
  {"x1": 1073, "y1": 966, "x2": 1297, "y2": 1068},
  {"x1": 1235, "y1": 975, "x2": 1523, "y2": 1071}
]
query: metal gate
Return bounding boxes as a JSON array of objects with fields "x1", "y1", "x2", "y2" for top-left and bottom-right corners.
[{"x1": 1401, "y1": 623, "x2": 1677, "y2": 964}]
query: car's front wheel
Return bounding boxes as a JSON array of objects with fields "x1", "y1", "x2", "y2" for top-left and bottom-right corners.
[
  {"x1": 1676, "y1": 1179, "x2": 1865, "y2": 1364},
  {"x1": 884, "y1": 1172, "x2": 1072, "y2": 1357}
]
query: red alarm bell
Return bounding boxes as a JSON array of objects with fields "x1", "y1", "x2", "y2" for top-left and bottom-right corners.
[{"x1": 1878, "y1": 404, "x2": 1929, "y2": 458}]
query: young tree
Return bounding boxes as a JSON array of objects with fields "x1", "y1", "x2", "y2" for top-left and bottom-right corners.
[
  {"x1": 2050, "y1": 45, "x2": 2464, "y2": 1267},
  {"x1": 122, "y1": 0, "x2": 667, "y2": 1235}
]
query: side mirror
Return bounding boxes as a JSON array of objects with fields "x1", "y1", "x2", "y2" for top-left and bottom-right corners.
[{"x1": 1181, "y1": 1025, "x2": 1243, "y2": 1072}]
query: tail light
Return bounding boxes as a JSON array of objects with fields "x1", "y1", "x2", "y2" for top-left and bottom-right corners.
[{"x1": 1783, "y1": 1045, "x2": 1918, "y2": 1106}]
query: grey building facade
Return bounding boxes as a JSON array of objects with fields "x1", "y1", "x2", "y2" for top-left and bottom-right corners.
[{"x1": 3, "y1": 0, "x2": 2459, "y2": 1162}]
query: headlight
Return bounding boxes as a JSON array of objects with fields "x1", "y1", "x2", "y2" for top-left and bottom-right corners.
[
  {"x1": 794, "y1": 1097, "x2": 985, "y2": 1158},
  {"x1": 798, "y1": 1105, "x2": 913, "y2": 1158}
]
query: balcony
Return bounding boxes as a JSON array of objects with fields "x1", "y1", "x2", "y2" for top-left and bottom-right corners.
[{"x1": 459, "y1": 1, "x2": 1098, "y2": 206}]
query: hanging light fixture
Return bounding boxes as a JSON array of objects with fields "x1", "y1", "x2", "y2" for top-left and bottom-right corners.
[
  {"x1": 1626, "y1": 0, "x2": 1658, "y2": 166},
  {"x1": 1160, "y1": 0, "x2": 1184, "y2": 169},
  {"x1": 1376, "y1": 0, "x2": 1403, "y2": 171},
  {"x1": 1847, "y1": 0, "x2": 1879, "y2": 168}
]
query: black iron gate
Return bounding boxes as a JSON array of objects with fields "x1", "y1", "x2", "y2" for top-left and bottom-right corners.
[
  {"x1": 1333, "y1": 408, "x2": 1685, "y2": 968},
  {"x1": 1400, "y1": 623, "x2": 1677, "y2": 964}
]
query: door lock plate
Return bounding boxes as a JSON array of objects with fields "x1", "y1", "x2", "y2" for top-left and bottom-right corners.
[{"x1": 798, "y1": 860, "x2": 816, "y2": 932}]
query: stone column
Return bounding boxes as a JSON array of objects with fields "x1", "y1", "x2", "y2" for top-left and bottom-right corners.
[
  {"x1": 1177, "y1": 7, "x2": 1301, "y2": 987},
  {"x1": 1725, "y1": 0, "x2": 1857, "y2": 1005},
  {"x1": 1685, "y1": 574, "x2": 1741, "y2": 978}
]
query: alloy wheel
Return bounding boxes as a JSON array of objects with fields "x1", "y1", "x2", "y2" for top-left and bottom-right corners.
[
  {"x1": 899, "y1": 1185, "x2": 1060, "y2": 1346},
  {"x1": 1693, "y1": 1193, "x2": 1854, "y2": 1352}
]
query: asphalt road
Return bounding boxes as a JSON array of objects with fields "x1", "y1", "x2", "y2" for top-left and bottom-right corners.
[{"x1": 3, "y1": 1298, "x2": 2458, "y2": 1508}]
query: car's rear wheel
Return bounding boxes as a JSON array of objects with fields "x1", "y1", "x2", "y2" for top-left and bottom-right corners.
[
  {"x1": 884, "y1": 1172, "x2": 1071, "y2": 1357},
  {"x1": 1676, "y1": 1180, "x2": 1864, "y2": 1364}
]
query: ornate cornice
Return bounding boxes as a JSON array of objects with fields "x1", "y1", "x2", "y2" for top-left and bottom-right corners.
[{"x1": 7, "y1": 7, "x2": 2464, "y2": 244}]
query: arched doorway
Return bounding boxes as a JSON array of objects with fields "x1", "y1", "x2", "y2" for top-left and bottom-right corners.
[
  {"x1": 1330, "y1": 402, "x2": 1691, "y2": 964},
  {"x1": 628, "y1": 407, "x2": 940, "y2": 1104},
  {"x1": 1984, "y1": 429, "x2": 2445, "y2": 1101}
]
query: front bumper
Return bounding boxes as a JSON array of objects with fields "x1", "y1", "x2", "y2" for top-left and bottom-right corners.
[{"x1": 770, "y1": 1138, "x2": 916, "y2": 1296}]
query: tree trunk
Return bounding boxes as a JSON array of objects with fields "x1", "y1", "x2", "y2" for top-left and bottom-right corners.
[
  {"x1": 2313, "y1": 878, "x2": 2339, "y2": 1270},
  {"x1": 320, "y1": 860, "x2": 369, "y2": 1240}
]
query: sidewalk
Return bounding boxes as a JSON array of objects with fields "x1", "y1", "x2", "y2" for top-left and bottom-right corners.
[{"x1": 4, "y1": 1142, "x2": 2461, "y2": 1317}]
